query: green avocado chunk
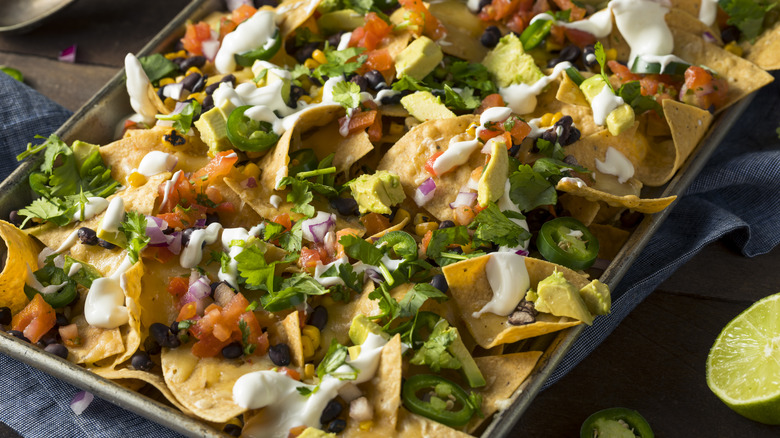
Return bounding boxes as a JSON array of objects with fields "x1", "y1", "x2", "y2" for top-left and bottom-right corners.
[
  {"x1": 477, "y1": 136, "x2": 508, "y2": 207},
  {"x1": 194, "y1": 105, "x2": 232, "y2": 154},
  {"x1": 482, "y1": 33, "x2": 544, "y2": 88},
  {"x1": 529, "y1": 271, "x2": 594, "y2": 325},
  {"x1": 579, "y1": 279, "x2": 611, "y2": 316},
  {"x1": 395, "y1": 36, "x2": 443, "y2": 80},
  {"x1": 348, "y1": 170, "x2": 406, "y2": 215},
  {"x1": 579, "y1": 75, "x2": 635, "y2": 136},
  {"x1": 401, "y1": 91, "x2": 456, "y2": 122}
]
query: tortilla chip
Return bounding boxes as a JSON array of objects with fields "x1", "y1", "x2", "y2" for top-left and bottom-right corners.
[
  {"x1": 558, "y1": 193, "x2": 600, "y2": 226},
  {"x1": 397, "y1": 408, "x2": 473, "y2": 438},
  {"x1": 279, "y1": 310, "x2": 305, "y2": 369},
  {"x1": 556, "y1": 178, "x2": 676, "y2": 214},
  {"x1": 588, "y1": 223, "x2": 631, "y2": 261},
  {"x1": 744, "y1": 21, "x2": 780, "y2": 71},
  {"x1": 94, "y1": 368, "x2": 194, "y2": 415},
  {"x1": 67, "y1": 314, "x2": 125, "y2": 364},
  {"x1": 430, "y1": 1, "x2": 488, "y2": 63},
  {"x1": 301, "y1": 126, "x2": 375, "y2": 174},
  {"x1": 672, "y1": 28, "x2": 775, "y2": 112},
  {"x1": 344, "y1": 335, "x2": 403, "y2": 437},
  {"x1": 276, "y1": 0, "x2": 322, "y2": 38},
  {"x1": 556, "y1": 73, "x2": 590, "y2": 107},
  {"x1": 465, "y1": 351, "x2": 543, "y2": 433},
  {"x1": 377, "y1": 115, "x2": 479, "y2": 222},
  {"x1": 665, "y1": 8, "x2": 722, "y2": 45},
  {"x1": 443, "y1": 255, "x2": 585, "y2": 349},
  {"x1": 0, "y1": 221, "x2": 41, "y2": 313},
  {"x1": 367, "y1": 216, "x2": 411, "y2": 241},
  {"x1": 162, "y1": 346, "x2": 276, "y2": 423},
  {"x1": 568, "y1": 123, "x2": 647, "y2": 171}
]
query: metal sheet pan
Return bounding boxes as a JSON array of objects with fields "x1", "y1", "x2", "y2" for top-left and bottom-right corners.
[{"x1": 0, "y1": 0, "x2": 758, "y2": 435}]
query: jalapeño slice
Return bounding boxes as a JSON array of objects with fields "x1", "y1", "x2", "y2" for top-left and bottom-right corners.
[
  {"x1": 520, "y1": 18, "x2": 553, "y2": 51},
  {"x1": 630, "y1": 55, "x2": 690, "y2": 76},
  {"x1": 536, "y1": 217, "x2": 599, "y2": 270},
  {"x1": 24, "y1": 265, "x2": 78, "y2": 309},
  {"x1": 226, "y1": 105, "x2": 280, "y2": 152},
  {"x1": 580, "y1": 407, "x2": 654, "y2": 438},
  {"x1": 234, "y1": 30, "x2": 282, "y2": 67},
  {"x1": 402, "y1": 374, "x2": 477, "y2": 427}
]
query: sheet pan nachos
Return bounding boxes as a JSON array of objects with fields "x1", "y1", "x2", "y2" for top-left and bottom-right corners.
[{"x1": 1, "y1": 0, "x2": 777, "y2": 436}]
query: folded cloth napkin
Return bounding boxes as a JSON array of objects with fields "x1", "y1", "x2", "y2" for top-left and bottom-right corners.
[{"x1": 0, "y1": 71, "x2": 778, "y2": 437}]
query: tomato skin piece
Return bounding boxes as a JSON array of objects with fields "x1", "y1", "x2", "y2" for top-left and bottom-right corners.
[
  {"x1": 299, "y1": 247, "x2": 322, "y2": 271},
  {"x1": 564, "y1": 28, "x2": 596, "y2": 48},
  {"x1": 475, "y1": 94, "x2": 506, "y2": 114},
  {"x1": 167, "y1": 276, "x2": 189, "y2": 298},
  {"x1": 679, "y1": 65, "x2": 728, "y2": 111},
  {"x1": 508, "y1": 118, "x2": 532, "y2": 144},
  {"x1": 362, "y1": 49, "x2": 393, "y2": 75},
  {"x1": 181, "y1": 22, "x2": 212, "y2": 56},
  {"x1": 608, "y1": 60, "x2": 641, "y2": 84},
  {"x1": 424, "y1": 151, "x2": 444, "y2": 176},
  {"x1": 231, "y1": 4, "x2": 257, "y2": 23},
  {"x1": 398, "y1": 0, "x2": 447, "y2": 39},
  {"x1": 339, "y1": 110, "x2": 377, "y2": 137},
  {"x1": 11, "y1": 294, "x2": 56, "y2": 343},
  {"x1": 272, "y1": 213, "x2": 292, "y2": 231}
]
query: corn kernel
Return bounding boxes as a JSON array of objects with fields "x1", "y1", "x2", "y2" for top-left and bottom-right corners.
[
  {"x1": 301, "y1": 336, "x2": 314, "y2": 359},
  {"x1": 550, "y1": 112, "x2": 564, "y2": 125},
  {"x1": 159, "y1": 77, "x2": 175, "y2": 86},
  {"x1": 466, "y1": 123, "x2": 478, "y2": 137},
  {"x1": 299, "y1": 95, "x2": 313, "y2": 104},
  {"x1": 127, "y1": 172, "x2": 147, "y2": 188},
  {"x1": 605, "y1": 48, "x2": 617, "y2": 61},
  {"x1": 413, "y1": 213, "x2": 432, "y2": 226},
  {"x1": 539, "y1": 112, "x2": 554, "y2": 127},
  {"x1": 188, "y1": 92, "x2": 206, "y2": 104},
  {"x1": 415, "y1": 222, "x2": 439, "y2": 236},
  {"x1": 164, "y1": 50, "x2": 187, "y2": 60},
  {"x1": 304, "y1": 58, "x2": 320, "y2": 70},
  {"x1": 391, "y1": 208, "x2": 410, "y2": 227},
  {"x1": 185, "y1": 66, "x2": 202, "y2": 76},
  {"x1": 242, "y1": 162, "x2": 261, "y2": 179},
  {"x1": 312, "y1": 49, "x2": 328, "y2": 65},
  {"x1": 359, "y1": 421, "x2": 373, "y2": 431},
  {"x1": 724, "y1": 41, "x2": 743, "y2": 57},
  {"x1": 302, "y1": 325, "x2": 321, "y2": 350},
  {"x1": 304, "y1": 363, "x2": 315, "y2": 380}
]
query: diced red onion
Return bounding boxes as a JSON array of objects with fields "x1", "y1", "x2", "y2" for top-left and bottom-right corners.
[
  {"x1": 70, "y1": 391, "x2": 93, "y2": 415},
  {"x1": 466, "y1": 177, "x2": 479, "y2": 191},
  {"x1": 240, "y1": 177, "x2": 257, "y2": 189},
  {"x1": 166, "y1": 232, "x2": 183, "y2": 255},
  {"x1": 195, "y1": 218, "x2": 207, "y2": 228},
  {"x1": 171, "y1": 100, "x2": 188, "y2": 115},
  {"x1": 515, "y1": 249, "x2": 530, "y2": 256},
  {"x1": 413, "y1": 178, "x2": 436, "y2": 206},
  {"x1": 59, "y1": 45, "x2": 77, "y2": 63},
  {"x1": 302, "y1": 211, "x2": 336, "y2": 243},
  {"x1": 201, "y1": 40, "x2": 220, "y2": 61},
  {"x1": 449, "y1": 191, "x2": 477, "y2": 209},
  {"x1": 226, "y1": 0, "x2": 252, "y2": 10},
  {"x1": 145, "y1": 216, "x2": 172, "y2": 245},
  {"x1": 182, "y1": 275, "x2": 211, "y2": 305},
  {"x1": 365, "y1": 268, "x2": 382, "y2": 283},
  {"x1": 702, "y1": 31, "x2": 716, "y2": 44}
]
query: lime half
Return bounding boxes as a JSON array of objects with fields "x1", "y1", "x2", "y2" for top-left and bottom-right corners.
[{"x1": 706, "y1": 293, "x2": 780, "y2": 424}]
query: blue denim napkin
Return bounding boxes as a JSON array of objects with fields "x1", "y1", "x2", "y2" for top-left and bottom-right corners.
[{"x1": 0, "y1": 70, "x2": 778, "y2": 437}]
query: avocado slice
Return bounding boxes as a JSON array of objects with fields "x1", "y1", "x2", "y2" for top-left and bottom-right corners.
[
  {"x1": 348, "y1": 170, "x2": 407, "y2": 215},
  {"x1": 482, "y1": 33, "x2": 544, "y2": 88},
  {"x1": 579, "y1": 75, "x2": 635, "y2": 136},
  {"x1": 71, "y1": 140, "x2": 100, "y2": 171},
  {"x1": 395, "y1": 36, "x2": 443, "y2": 80},
  {"x1": 194, "y1": 105, "x2": 232, "y2": 154},
  {"x1": 579, "y1": 279, "x2": 611, "y2": 316},
  {"x1": 531, "y1": 271, "x2": 594, "y2": 325},
  {"x1": 349, "y1": 314, "x2": 391, "y2": 345},
  {"x1": 317, "y1": 9, "x2": 365, "y2": 35},
  {"x1": 400, "y1": 91, "x2": 456, "y2": 122},
  {"x1": 477, "y1": 136, "x2": 508, "y2": 207}
]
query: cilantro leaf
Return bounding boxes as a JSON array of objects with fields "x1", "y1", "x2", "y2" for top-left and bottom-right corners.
[
  {"x1": 235, "y1": 245, "x2": 275, "y2": 290},
  {"x1": 282, "y1": 177, "x2": 315, "y2": 218},
  {"x1": 313, "y1": 46, "x2": 366, "y2": 82},
  {"x1": 392, "y1": 75, "x2": 432, "y2": 93},
  {"x1": 534, "y1": 138, "x2": 566, "y2": 161},
  {"x1": 443, "y1": 85, "x2": 480, "y2": 110},
  {"x1": 317, "y1": 339, "x2": 354, "y2": 380},
  {"x1": 238, "y1": 320, "x2": 256, "y2": 356},
  {"x1": 262, "y1": 221, "x2": 286, "y2": 241},
  {"x1": 18, "y1": 198, "x2": 70, "y2": 227},
  {"x1": 409, "y1": 320, "x2": 461, "y2": 372},
  {"x1": 279, "y1": 220, "x2": 303, "y2": 254},
  {"x1": 426, "y1": 226, "x2": 472, "y2": 266},
  {"x1": 332, "y1": 81, "x2": 362, "y2": 110},
  {"x1": 718, "y1": 0, "x2": 776, "y2": 41},
  {"x1": 156, "y1": 100, "x2": 201, "y2": 133},
  {"x1": 296, "y1": 386, "x2": 313, "y2": 396},
  {"x1": 261, "y1": 273, "x2": 329, "y2": 312},
  {"x1": 138, "y1": 54, "x2": 179, "y2": 84},
  {"x1": 321, "y1": 262, "x2": 362, "y2": 292},
  {"x1": 508, "y1": 165, "x2": 557, "y2": 212},
  {"x1": 594, "y1": 42, "x2": 614, "y2": 93},
  {"x1": 397, "y1": 283, "x2": 447, "y2": 319},
  {"x1": 532, "y1": 157, "x2": 590, "y2": 184},
  {"x1": 446, "y1": 61, "x2": 497, "y2": 96},
  {"x1": 120, "y1": 211, "x2": 150, "y2": 263},
  {"x1": 470, "y1": 203, "x2": 531, "y2": 248},
  {"x1": 339, "y1": 234, "x2": 384, "y2": 266},
  {"x1": 617, "y1": 81, "x2": 662, "y2": 116}
]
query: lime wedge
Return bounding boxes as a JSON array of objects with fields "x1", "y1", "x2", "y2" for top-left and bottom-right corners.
[{"x1": 706, "y1": 293, "x2": 780, "y2": 424}]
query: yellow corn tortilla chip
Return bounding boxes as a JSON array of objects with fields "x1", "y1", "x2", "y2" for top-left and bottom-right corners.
[
  {"x1": 556, "y1": 178, "x2": 676, "y2": 214},
  {"x1": 276, "y1": 0, "x2": 323, "y2": 38},
  {"x1": 743, "y1": 21, "x2": 780, "y2": 71},
  {"x1": 444, "y1": 255, "x2": 586, "y2": 349},
  {"x1": 377, "y1": 115, "x2": 479, "y2": 222},
  {"x1": 366, "y1": 216, "x2": 411, "y2": 241},
  {"x1": 466, "y1": 351, "x2": 543, "y2": 433},
  {"x1": 94, "y1": 368, "x2": 194, "y2": 416},
  {"x1": 665, "y1": 8, "x2": 722, "y2": 45},
  {"x1": 558, "y1": 193, "x2": 600, "y2": 226},
  {"x1": 0, "y1": 221, "x2": 41, "y2": 313},
  {"x1": 301, "y1": 126, "x2": 375, "y2": 174},
  {"x1": 589, "y1": 223, "x2": 631, "y2": 261},
  {"x1": 429, "y1": 1, "x2": 488, "y2": 63},
  {"x1": 397, "y1": 408, "x2": 473, "y2": 438},
  {"x1": 280, "y1": 310, "x2": 305, "y2": 369},
  {"x1": 67, "y1": 314, "x2": 125, "y2": 364},
  {"x1": 344, "y1": 335, "x2": 403, "y2": 437},
  {"x1": 556, "y1": 72, "x2": 590, "y2": 107}
]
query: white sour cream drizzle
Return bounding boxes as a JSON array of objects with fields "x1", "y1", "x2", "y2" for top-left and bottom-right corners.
[
  {"x1": 235, "y1": 333, "x2": 389, "y2": 438},
  {"x1": 100, "y1": 197, "x2": 126, "y2": 233},
  {"x1": 124, "y1": 53, "x2": 157, "y2": 126},
  {"x1": 215, "y1": 11, "x2": 278, "y2": 74},
  {"x1": 84, "y1": 256, "x2": 134, "y2": 329},
  {"x1": 698, "y1": 0, "x2": 718, "y2": 26},
  {"x1": 473, "y1": 253, "x2": 531, "y2": 318},
  {"x1": 590, "y1": 86, "x2": 625, "y2": 125},
  {"x1": 431, "y1": 135, "x2": 482, "y2": 176},
  {"x1": 499, "y1": 62, "x2": 572, "y2": 115},
  {"x1": 72, "y1": 197, "x2": 109, "y2": 222},
  {"x1": 68, "y1": 263, "x2": 82, "y2": 277},
  {"x1": 595, "y1": 147, "x2": 635, "y2": 183},
  {"x1": 269, "y1": 194, "x2": 282, "y2": 208},
  {"x1": 313, "y1": 256, "x2": 350, "y2": 287},
  {"x1": 337, "y1": 32, "x2": 353, "y2": 51},
  {"x1": 219, "y1": 225, "x2": 264, "y2": 289},
  {"x1": 54, "y1": 229, "x2": 82, "y2": 254},
  {"x1": 610, "y1": 0, "x2": 673, "y2": 65},
  {"x1": 160, "y1": 170, "x2": 182, "y2": 209},
  {"x1": 180, "y1": 223, "x2": 223, "y2": 269},
  {"x1": 136, "y1": 151, "x2": 177, "y2": 177},
  {"x1": 530, "y1": 9, "x2": 614, "y2": 38}
]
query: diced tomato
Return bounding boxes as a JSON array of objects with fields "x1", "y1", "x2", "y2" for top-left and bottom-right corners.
[
  {"x1": 222, "y1": 293, "x2": 251, "y2": 322},
  {"x1": 506, "y1": 12, "x2": 527, "y2": 34},
  {"x1": 679, "y1": 65, "x2": 728, "y2": 111},
  {"x1": 191, "y1": 332, "x2": 236, "y2": 358},
  {"x1": 398, "y1": 0, "x2": 447, "y2": 39},
  {"x1": 11, "y1": 294, "x2": 56, "y2": 344},
  {"x1": 335, "y1": 228, "x2": 362, "y2": 259},
  {"x1": 424, "y1": 151, "x2": 444, "y2": 176},
  {"x1": 453, "y1": 205, "x2": 477, "y2": 225},
  {"x1": 478, "y1": 127, "x2": 502, "y2": 142},
  {"x1": 231, "y1": 4, "x2": 257, "y2": 24},
  {"x1": 339, "y1": 110, "x2": 377, "y2": 137},
  {"x1": 189, "y1": 293, "x2": 259, "y2": 358},
  {"x1": 549, "y1": 25, "x2": 566, "y2": 47},
  {"x1": 59, "y1": 323, "x2": 80, "y2": 347},
  {"x1": 508, "y1": 118, "x2": 531, "y2": 143},
  {"x1": 278, "y1": 367, "x2": 301, "y2": 380},
  {"x1": 299, "y1": 247, "x2": 322, "y2": 271},
  {"x1": 564, "y1": 28, "x2": 596, "y2": 48},
  {"x1": 351, "y1": 13, "x2": 392, "y2": 51},
  {"x1": 531, "y1": 0, "x2": 550, "y2": 15},
  {"x1": 362, "y1": 49, "x2": 393, "y2": 75},
  {"x1": 272, "y1": 213, "x2": 292, "y2": 231},
  {"x1": 255, "y1": 332, "x2": 270, "y2": 356},
  {"x1": 607, "y1": 60, "x2": 641, "y2": 84},
  {"x1": 205, "y1": 185, "x2": 223, "y2": 204},
  {"x1": 204, "y1": 303, "x2": 222, "y2": 314},
  {"x1": 177, "y1": 302, "x2": 197, "y2": 322},
  {"x1": 218, "y1": 17, "x2": 238, "y2": 41},
  {"x1": 212, "y1": 323, "x2": 232, "y2": 342},
  {"x1": 420, "y1": 230, "x2": 433, "y2": 255},
  {"x1": 192, "y1": 151, "x2": 239, "y2": 191},
  {"x1": 181, "y1": 22, "x2": 212, "y2": 56},
  {"x1": 360, "y1": 213, "x2": 391, "y2": 237},
  {"x1": 552, "y1": 0, "x2": 586, "y2": 20},
  {"x1": 167, "y1": 276, "x2": 190, "y2": 298},
  {"x1": 476, "y1": 94, "x2": 506, "y2": 115},
  {"x1": 492, "y1": 0, "x2": 521, "y2": 20}
]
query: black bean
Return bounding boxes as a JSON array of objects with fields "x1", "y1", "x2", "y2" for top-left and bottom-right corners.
[
  {"x1": 582, "y1": 45, "x2": 597, "y2": 68},
  {"x1": 721, "y1": 25, "x2": 740, "y2": 44},
  {"x1": 192, "y1": 75, "x2": 207, "y2": 93},
  {"x1": 181, "y1": 227, "x2": 196, "y2": 247},
  {"x1": 78, "y1": 227, "x2": 98, "y2": 245},
  {"x1": 329, "y1": 197, "x2": 359, "y2": 216},
  {"x1": 0, "y1": 307, "x2": 11, "y2": 326},
  {"x1": 170, "y1": 320, "x2": 180, "y2": 335},
  {"x1": 309, "y1": 76, "x2": 323, "y2": 87},
  {"x1": 438, "y1": 220, "x2": 455, "y2": 229},
  {"x1": 171, "y1": 57, "x2": 187, "y2": 69},
  {"x1": 380, "y1": 91, "x2": 404, "y2": 105},
  {"x1": 180, "y1": 55, "x2": 206, "y2": 71},
  {"x1": 144, "y1": 336, "x2": 162, "y2": 355},
  {"x1": 181, "y1": 73, "x2": 202, "y2": 91},
  {"x1": 254, "y1": 0, "x2": 278, "y2": 7},
  {"x1": 295, "y1": 42, "x2": 319, "y2": 64},
  {"x1": 364, "y1": 70, "x2": 386, "y2": 91},
  {"x1": 157, "y1": 85, "x2": 168, "y2": 101},
  {"x1": 8, "y1": 211, "x2": 23, "y2": 227},
  {"x1": 326, "y1": 419, "x2": 347, "y2": 433},
  {"x1": 540, "y1": 128, "x2": 558, "y2": 145},
  {"x1": 98, "y1": 239, "x2": 117, "y2": 249},
  {"x1": 223, "y1": 424, "x2": 242, "y2": 437},
  {"x1": 320, "y1": 399, "x2": 343, "y2": 424},
  {"x1": 45, "y1": 343, "x2": 69, "y2": 359},
  {"x1": 202, "y1": 95, "x2": 214, "y2": 112},
  {"x1": 269, "y1": 343, "x2": 291, "y2": 366},
  {"x1": 327, "y1": 32, "x2": 344, "y2": 48},
  {"x1": 205, "y1": 212, "x2": 220, "y2": 226},
  {"x1": 563, "y1": 155, "x2": 579, "y2": 166},
  {"x1": 509, "y1": 142, "x2": 522, "y2": 157},
  {"x1": 288, "y1": 85, "x2": 306, "y2": 108},
  {"x1": 561, "y1": 126, "x2": 580, "y2": 146},
  {"x1": 205, "y1": 82, "x2": 220, "y2": 95},
  {"x1": 558, "y1": 45, "x2": 581, "y2": 64},
  {"x1": 221, "y1": 74, "x2": 237, "y2": 86},
  {"x1": 55, "y1": 313, "x2": 70, "y2": 327},
  {"x1": 481, "y1": 26, "x2": 502, "y2": 49},
  {"x1": 450, "y1": 246, "x2": 464, "y2": 255},
  {"x1": 308, "y1": 306, "x2": 328, "y2": 331},
  {"x1": 39, "y1": 329, "x2": 59, "y2": 346},
  {"x1": 131, "y1": 351, "x2": 154, "y2": 371},
  {"x1": 222, "y1": 342, "x2": 244, "y2": 359},
  {"x1": 349, "y1": 74, "x2": 369, "y2": 93},
  {"x1": 150, "y1": 322, "x2": 180, "y2": 349},
  {"x1": 430, "y1": 274, "x2": 448, "y2": 293},
  {"x1": 285, "y1": 36, "x2": 298, "y2": 55},
  {"x1": 547, "y1": 57, "x2": 562, "y2": 68},
  {"x1": 8, "y1": 330, "x2": 30, "y2": 343}
]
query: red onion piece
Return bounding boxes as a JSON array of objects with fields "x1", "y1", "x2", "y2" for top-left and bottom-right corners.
[
  {"x1": 515, "y1": 249, "x2": 530, "y2": 256},
  {"x1": 195, "y1": 218, "x2": 207, "y2": 228},
  {"x1": 449, "y1": 191, "x2": 477, "y2": 209},
  {"x1": 201, "y1": 40, "x2": 220, "y2": 61},
  {"x1": 240, "y1": 177, "x2": 257, "y2": 189},
  {"x1": 413, "y1": 178, "x2": 436, "y2": 206},
  {"x1": 145, "y1": 216, "x2": 172, "y2": 245},
  {"x1": 167, "y1": 232, "x2": 183, "y2": 255},
  {"x1": 702, "y1": 31, "x2": 716, "y2": 44},
  {"x1": 226, "y1": 0, "x2": 252, "y2": 10},
  {"x1": 182, "y1": 275, "x2": 211, "y2": 305},
  {"x1": 70, "y1": 391, "x2": 94, "y2": 415},
  {"x1": 302, "y1": 212, "x2": 336, "y2": 243},
  {"x1": 59, "y1": 44, "x2": 77, "y2": 63}
]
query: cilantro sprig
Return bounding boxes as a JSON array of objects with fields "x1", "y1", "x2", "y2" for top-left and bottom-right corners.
[
  {"x1": 156, "y1": 100, "x2": 201, "y2": 133},
  {"x1": 120, "y1": 211, "x2": 150, "y2": 263},
  {"x1": 332, "y1": 81, "x2": 362, "y2": 110},
  {"x1": 312, "y1": 46, "x2": 367, "y2": 83},
  {"x1": 594, "y1": 42, "x2": 615, "y2": 94}
]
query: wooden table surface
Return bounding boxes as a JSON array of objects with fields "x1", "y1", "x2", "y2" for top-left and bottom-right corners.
[{"x1": 1, "y1": 1, "x2": 779, "y2": 437}]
